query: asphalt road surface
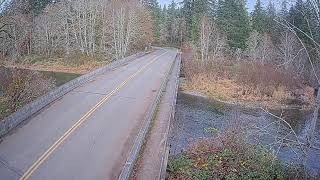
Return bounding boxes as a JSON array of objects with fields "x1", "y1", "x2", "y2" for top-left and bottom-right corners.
[{"x1": 0, "y1": 49, "x2": 177, "y2": 180}]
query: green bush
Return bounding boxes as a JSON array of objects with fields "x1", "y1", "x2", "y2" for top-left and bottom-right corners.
[{"x1": 167, "y1": 129, "x2": 298, "y2": 180}]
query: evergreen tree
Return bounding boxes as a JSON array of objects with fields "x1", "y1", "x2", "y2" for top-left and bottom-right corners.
[
  {"x1": 305, "y1": 0, "x2": 320, "y2": 45},
  {"x1": 208, "y1": 0, "x2": 218, "y2": 18},
  {"x1": 181, "y1": 0, "x2": 193, "y2": 41},
  {"x1": 280, "y1": 0, "x2": 289, "y2": 18},
  {"x1": 217, "y1": 0, "x2": 250, "y2": 50},
  {"x1": 193, "y1": 0, "x2": 209, "y2": 15},
  {"x1": 141, "y1": 0, "x2": 158, "y2": 10},
  {"x1": 30, "y1": 0, "x2": 52, "y2": 15},
  {"x1": 288, "y1": 0, "x2": 311, "y2": 44},
  {"x1": 289, "y1": 0, "x2": 318, "y2": 62},
  {"x1": 181, "y1": 0, "x2": 210, "y2": 43},
  {"x1": 167, "y1": 0, "x2": 178, "y2": 43},
  {"x1": 191, "y1": 0, "x2": 209, "y2": 42},
  {"x1": 251, "y1": 0, "x2": 266, "y2": 33},
  {"x1": 142, "y1": 0, "x2": 162, "y2": 42},
  {"x1": 265, "y1": 0, "x2": 279, "y2": 43},
  {"x1": 266, "y1": 0, "x2": 276, "y2": 32},
  {"x1": 162, "y1": 4, "x2": 167, "y2": 15},
  {"x1": 168, "y1": 0, "x2": 177, "y2": 17}
]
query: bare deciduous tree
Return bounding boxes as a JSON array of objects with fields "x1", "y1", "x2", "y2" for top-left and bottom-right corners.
[
  {"x1": 199, "y1": 16, "x2": 211, "y2": 62},
  {"x1": 247, "y1": 31, "x2": 275, "y2": 64},
  {"x1": 277, "y1": 30, "x2": 307, "y2": 74},
  {"x1": 1, "y1": 0, "x2": 153, "y2": 61},
  {"x1": 111, "y1": 1, "x2": 137, "y2": 59},
  {"x1": 198, "y1": 17, "x2": 225, "y2": 62}
]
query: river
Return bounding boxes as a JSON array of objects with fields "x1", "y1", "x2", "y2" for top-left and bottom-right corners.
[{"x1": 169, "y1": 92, "x2": 320, "y2": 177}]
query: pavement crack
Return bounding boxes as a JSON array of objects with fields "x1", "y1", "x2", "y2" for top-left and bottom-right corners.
[
  {"x1": 0, "y1": 155, "x2": 23, "y2": 177},
  {"x1": 118, "y1": 96, "x2": 138, "y2": 100},
  {"x1": 118, "y1": 96, "x2": 153, "y2": 100},
  {"x1": 72, "y1": 90, "x2": 107, "y2": 96}
]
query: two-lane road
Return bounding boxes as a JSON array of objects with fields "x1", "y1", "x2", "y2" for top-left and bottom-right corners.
[{"x1": 0, "y1": 49, "x2": 177, "y2": 180}]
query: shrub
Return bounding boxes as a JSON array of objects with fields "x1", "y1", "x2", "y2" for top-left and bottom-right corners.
[
  {"x1": 0, "y1": 68, "x2": 55, "y2": 119},
  {"x1": 0, "y1": 97, "x2": 10, "y2": 120},
  {"x1": 236, "y1": 62, "x2": 302, "y2": 96},
  {"x1": 167, "y1": 128, "x2": 303, "y2": 180},
  {"x1": 184, "y1": 59, "x2": 234, "y2": 83},
  {"x1": 182, "y1": 55, "x2": 308, "y2": 103},
  {"x1": 6, "y1": 69, "x2": 55, "y2": 110}
]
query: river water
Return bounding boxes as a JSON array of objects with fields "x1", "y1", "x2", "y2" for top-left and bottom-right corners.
[{"x1": 169, "y1": 92, "x2": 320, "y2": 177}]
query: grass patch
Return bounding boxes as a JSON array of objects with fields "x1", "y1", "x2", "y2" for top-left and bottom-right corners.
[
  {"x1": 41, "y1": 71, "x2": 80, "y2": 86},
  {"x1": 206, "y1": 103, "x2": 225, "y2": 115},
  {"x1": 4, "y1": 53, "x2": 111, "y2": 74}
]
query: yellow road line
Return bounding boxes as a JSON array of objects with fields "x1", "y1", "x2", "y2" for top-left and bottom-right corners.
[{"x1": 20, "y1": 51, "x2": 168, "y2": 180}]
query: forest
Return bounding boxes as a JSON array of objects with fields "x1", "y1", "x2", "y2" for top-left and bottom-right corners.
[
  {"x1": 150, "y1": 0, "x2": 320, "y2": 103},
  {"x1": 1, "y1": 0, "x2": 320, "y2": 179},
  {"x1": 2, "y1": 0, "x2": 319, "y2": 103}
]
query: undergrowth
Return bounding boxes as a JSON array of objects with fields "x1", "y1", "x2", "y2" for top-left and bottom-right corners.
[
  {"x1": 4, "y1": 53, "x2": 110, "y2": 74},
  {"x1": 182, "y1": 56, "x2": 314, "y2": 107},
  {"x1": 0, "y1": 68, "x2": 55, "y2": 120},
  {"x1": 167, "y1": 129, "x2": 307, "y2": 180}
]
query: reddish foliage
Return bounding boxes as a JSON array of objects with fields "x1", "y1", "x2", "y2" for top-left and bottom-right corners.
[
  {"x1": 1, "y1": 68, "x2": 55, "y2": 111},
  {"x1": 236, "y1": 62, "x2": 302, "y2": 95}
]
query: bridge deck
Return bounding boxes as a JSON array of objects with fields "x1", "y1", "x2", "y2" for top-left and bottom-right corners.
[{"x1": 0, "y1": 49, "x2": 177, "y2": 180}]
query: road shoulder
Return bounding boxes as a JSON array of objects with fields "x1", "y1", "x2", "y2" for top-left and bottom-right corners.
[{"x1": 131, "y1": 53, "x2": 181, "y2": 180}]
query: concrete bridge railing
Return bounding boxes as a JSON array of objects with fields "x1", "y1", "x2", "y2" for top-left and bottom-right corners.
[{"x1": 0, "y1": 52, "x2": 146, "y2": 137}]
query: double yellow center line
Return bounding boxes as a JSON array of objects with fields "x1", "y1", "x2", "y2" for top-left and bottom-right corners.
[{"x1": 20, "y1": 51, "x2": 168, "y2": 180}]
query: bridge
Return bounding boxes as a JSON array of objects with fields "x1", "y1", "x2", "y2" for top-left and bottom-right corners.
[{"x1": 0, "y1": 48, "x2": 181, "y2": 180}]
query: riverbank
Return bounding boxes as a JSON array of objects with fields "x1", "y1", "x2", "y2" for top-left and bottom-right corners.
[
  {"x1": 180, "y1": 76, "x2": 315, "y2": 110},
  {"x1": 180, "y1": 48, "x2": 316, "y2": 110}
]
